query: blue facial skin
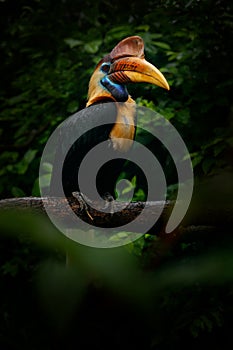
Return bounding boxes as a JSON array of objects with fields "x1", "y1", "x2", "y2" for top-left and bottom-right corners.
[
  {"x1": 101, "y1": 76, "x2": 129, "y2": 102},
  {"x1": 100, "y1": 62, "x2": 129, "y2": 102}
]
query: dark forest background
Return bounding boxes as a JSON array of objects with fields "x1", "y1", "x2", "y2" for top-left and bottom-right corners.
[{"x1": 0, "y1": 0, "x2": 233, "y2": 349}]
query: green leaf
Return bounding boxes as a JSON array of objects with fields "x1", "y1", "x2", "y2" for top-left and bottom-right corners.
[
  {"x1": 191, "y1": 154, "x2": 203, "y2": 168},
  {"x1": 64, "y1": 38, "x2": 83, "y2": 49},
  {"x1": 202, "y1": 158, "x2": 215, "y2": 174},
  {"x1": 15, "y1": 149, "x2": 37, "y2": 175},
  {"x1": 107, "y1": 25, "x2": 132, "y2": 41},
  {"x1": 134, "y1": 188, "x2": 146, "y2": 201},
  {"x1": 131, "y1": 176, "x2": 137, "y2": 188},
  {"x1": 202, "y1": 137, "x2": 222, "y2": 150},
  {"x1": 136, "y1": 24, "x2": 150, "y2": 32},
  {"x1": 32, "y1": 178, "x2": 40, "y2": 196},
  {"x1": 41, "y1": 162, "x2": 53, "y2": 174},
  {"x1": 24, "y1": 149, "x2": 37, "y2": 164},
  {"x1": 153, "y1": 41, "x2": 171, "y2": 50},
  {"x1": 117, "y1": 231, "x2": 128, "y2": 238},
  {"x1": 11, "y1": 186, "x2": 26, "y2": 197},
  {"x1": 122, "y1": 184, "x2": 134, "y2": 195},
  {"x1": 84, "y1": 40, "x2": 102, "y2": 54},
  {"x1": 67, "y1": 100, "x2": 79, "y2": 113},
  {"x1": 150, "y1": 33, "x2": 163, "y2": 39},
  {"x1": 7, "y1": 92, "x2": 29, "y2": 106},
  {"x1": 213, "y1": 143, "x2": 226, "y2": 157},
  {"x1": 39, "y1": 173, "x2": 51, "y2": 189}
]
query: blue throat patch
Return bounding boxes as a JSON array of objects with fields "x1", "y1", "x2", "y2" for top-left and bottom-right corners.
[{"x1": 101, "y1": 76, "x2": 129, "y2": 102}]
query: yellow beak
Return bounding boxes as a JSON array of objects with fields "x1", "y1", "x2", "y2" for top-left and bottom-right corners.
[{"x1": 109, "y1": 56, "x2": 170, "y2": 90}]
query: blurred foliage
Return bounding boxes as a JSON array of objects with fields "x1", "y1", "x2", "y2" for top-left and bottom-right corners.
[
  {"x1": 1, "y1": 210, "x2": 233, "y2": 349},
  {"x1": 1, "y1": 0, "x2": 233, "y2": 349}
]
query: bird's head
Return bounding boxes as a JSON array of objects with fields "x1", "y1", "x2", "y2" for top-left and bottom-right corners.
[{"x1": 87, "y1": 36, "x2": 169, "y2": 106}]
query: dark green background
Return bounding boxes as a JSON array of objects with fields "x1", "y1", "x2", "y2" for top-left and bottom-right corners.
[{"x1": 0, "y1": 1, "x2": 233, "y2": 349}]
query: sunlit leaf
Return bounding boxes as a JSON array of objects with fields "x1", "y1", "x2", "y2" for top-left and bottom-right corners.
[
  {"x1": 41, "y1": 162, "x2": 53, "y2": 174},
  {"x1": 39, "y1": 173, "x2": 51, "y2": 188},
  {"x1": 84, "y1": 40, "x2": 102, "y2": 54},
  {"x1": 136, "y1": 24, "x2": 150, "y2": 32},
  {"x1": 64, "y1": 38, "x2": 83, "y2": 48}
]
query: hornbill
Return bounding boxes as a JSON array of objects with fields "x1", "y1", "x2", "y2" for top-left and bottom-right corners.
[{"x1": 50, "y1": 36, "x2": 169, "y2": 207}]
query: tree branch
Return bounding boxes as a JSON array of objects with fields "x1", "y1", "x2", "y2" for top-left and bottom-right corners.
[
  {"x1": 0, "y1": 196, "x2": 232, "y2": 234},
  {"x1": 0, "y1": 196, "x2": 173, "y2": 231}
]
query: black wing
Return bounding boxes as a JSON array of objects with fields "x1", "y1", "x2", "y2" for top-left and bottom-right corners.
[{"x1": 50, "y1": 102, "x2": 125, "y2": 198}]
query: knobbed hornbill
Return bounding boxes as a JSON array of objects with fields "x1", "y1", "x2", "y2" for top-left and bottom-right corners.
[{"x1": 50, "y1": 36, "x2": 169, "y2": 207}]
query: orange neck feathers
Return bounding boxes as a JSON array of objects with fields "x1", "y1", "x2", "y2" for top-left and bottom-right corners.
[{"x1": 86, "y1": 61, "x2": 137, "y2": 152}]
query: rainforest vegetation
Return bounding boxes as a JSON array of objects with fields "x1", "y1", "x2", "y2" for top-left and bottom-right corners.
[{"x1": 0, "y1": 1, "x2": 233, "y2": 349}]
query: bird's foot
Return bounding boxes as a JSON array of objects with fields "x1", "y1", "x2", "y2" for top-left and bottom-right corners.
[
  {"x1": 72, "y1": 192, "x2": 94, "y2": 220},
  {"x1": 102, "y1": 192, "x2": 116, "y2": 215},
  {"x1": 72, "y1": 191, "x2": 117, "y2": 217}
]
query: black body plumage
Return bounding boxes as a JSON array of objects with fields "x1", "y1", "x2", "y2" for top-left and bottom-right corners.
[{"x1": 50, "y1": 102, "x2": 130, "y2": 199}]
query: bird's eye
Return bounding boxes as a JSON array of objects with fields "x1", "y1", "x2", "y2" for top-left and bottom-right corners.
[{"x1": 100, "y1": 62, "x2": 110, "y2": 74}]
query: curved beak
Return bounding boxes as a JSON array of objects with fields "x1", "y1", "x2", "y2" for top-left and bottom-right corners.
[{"x1": 109, "y1": 56, "x2": 170, "y2": 90}]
